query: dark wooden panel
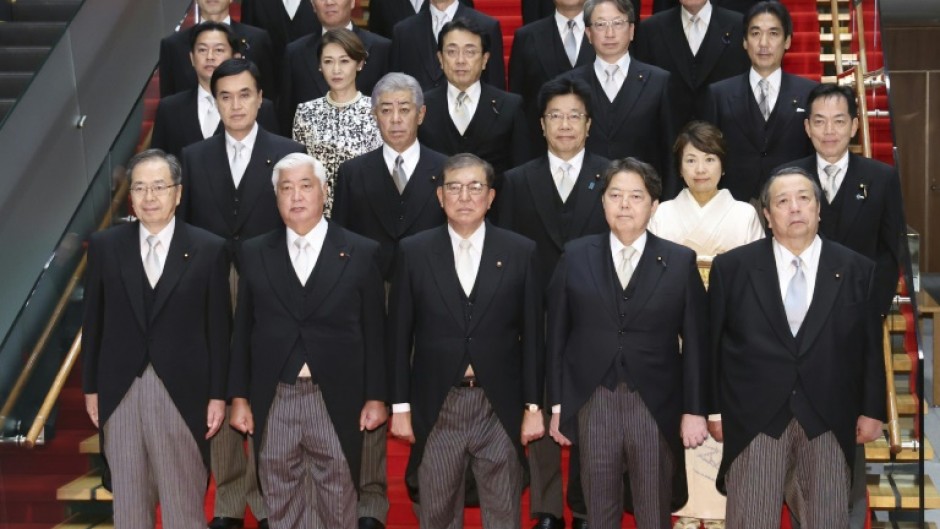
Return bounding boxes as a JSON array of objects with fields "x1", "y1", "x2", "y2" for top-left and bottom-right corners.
[{"x1": 885, "y1": 27, "x2": 940, "y2": 71}]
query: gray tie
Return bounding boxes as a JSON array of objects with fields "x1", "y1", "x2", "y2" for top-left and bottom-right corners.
[
  {"x1": 453, "y1": 91, "x2": 471, "y2": 135},
  {"x1": 687, "y1": 15, "x2": 704, "y2": 55},
  {"x1": 456, "y1": 239, "x2": 475, "y2": 295},
  {"x1": 558, "y1": 162, "x2": 573, "y2": 202},
  {"x1": 823, "y1": 164, "x2": 840, "y2": 202},
  {"x1": 202, "y1": 95, "x2": 219, "y2": 139},
  {"x1": 564, "y1": 19, "x2": 578, "y2": 67},
  {"x1": 433, "y1": 12, "x2": 448, "y2": 41},
  {"x1": 784, "y1": 257, "x2": 807, "y2": 335},
  {"x1": 144, "y1": 235, "x2": 162, "y2": 288},
  {"x1": 393, "y1": 155, "x2": 408, "y2": 194},
  {"x1": 603, "y1": 64, "x2": 620, "y2": 102},
  {"x1": 230, "y1": 141, "x2": 247, "y2": 187},
  {"x1": 757, "y1": 78, "x2": 771, "y2": 121},
  {"x1": 617, "y1": 246, "x2": 636, "y2": 289},
  {"x1": 294, "y1": 237, "x2": 313, "y2": 285}
]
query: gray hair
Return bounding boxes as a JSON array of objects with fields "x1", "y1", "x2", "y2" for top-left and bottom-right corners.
[
  {"x1": 371, "y1": 72, "x2": 424, "y2": 111},
  {"x1": 584, "y1": 0, "x2": 635, "y2": 25},
  {"x1": 126, "y1": 148, "x2": 182, "y2": 185},
  {"x1": 759, "y1": 166, "x2": 823, "y2": 211},
  {"x1": 271, "y1": 153, "x2": 327, "y2": 189}
]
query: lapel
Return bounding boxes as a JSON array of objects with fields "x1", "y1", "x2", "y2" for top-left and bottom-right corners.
[
  {"x1": 261, "y1": 230, "x2": 302, "y2": 320},
  {"x1": 765, "y1": 73, "x2": 804, "y2": 150},
  {"x1": 399, "y1": 146, "x2": 443, "y2": 234},
  {"x1": 149, "y1": 222, "x2": 195, "y2": 323},
  {"x1": 301, "y1": 222, "x2": 352, "y2": 320},
  {"x1": 796, "y1": 241, "x2": 844, "y2": 355},
  {"x1": 418, "y1": 10, "x2": 444, "y2": 84},
  {"x1": 234, "y1": 129, "x2": 277, "y2": 232},
  {"x1": 181, "y1": 89, "x2": 204, "y2": 141},
  {"x1": 427, "y1": 226, "x2": 468, "y2": 328},
  {"x1": 118, "y1": 223, "x2": 147, "y2": 332},
  {"x1": 533, "y1": 18, "x2": 574, "y2": 76},
  {"x1": 694, "y1": 10, "x2": 736, "y2": 86},
  {"x1": 585, "y1": 234, "x2": 620, "y2": 327},
  {"x1": 467, "y1": 222, "x2": 506, "y2": 334},
  {"x1": 301, "y1": 35, "x2": 330, "y2": 95},
  {"x1": 203, "y1": 135, "x2": 239, "y2": 231},
  {"x1": 747, "y1": 239, "x2": 798, "y2": 354},
  {"x1": 661, "y1": 9, "x2": 696, "y2": 88},
  {"x1": 462, "y1": 84, "x2": 502, "y2": 140},
  {"x1": 427, "y1": 89, "x2": 462, "y2": 150},
  {"x1": 834, "y1": 154, "x2": 867, "y2": 241},
  {"x1": 524, "y1": 156, "x2": 565, "y2": 249},
  {"x1": 618, "y1": 233, "x2": 669, "y2": 325},
  {"x1": 728, "y1": 74, "x2": 762, "y2": 151},
  {"x1": 607, "y1": 59, "x2": 653, "y2": 138},
  {"x1": 362, "y1": 149, "x2": 403, "y2": 238},
  {"x1": 567, "y1": 154, "x2": 605, "y2": 237}
]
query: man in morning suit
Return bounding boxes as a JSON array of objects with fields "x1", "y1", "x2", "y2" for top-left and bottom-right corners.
[
  {"x1": 389, "y1": 0, "x2": 505, "y2": 90},
  {"x1": 497, "y1": 77, "x2": 607, "y2": 529},
  {"x1": 178, "y1": 58, "x2": 305, "y2": 529},
  {"x1": 632, "y1": 0, "x2": 750, "y2": 130},
  {"x1": 368, "y1": 0, "x2": 473, "y2": 39},
  {"x1": 333, "y1": 73, "x2": 447, "y2": 281},
  {"x1": 548, "y1": 157, "x2": 709, "y2": 528},
  {"x1": 278, "y1": 0, "x2": 391, "y2": 132},
  {"x1": 707, "y1": 167, "x2": 886, "y2": 529},
  {"x1": 241, "y1": 0, "x2": 320, "y2": 63},
  {"x1": 563, "y1": 0, "x2": 679, "y2": 198},
  {"x1": 152, "y1": 23, "x2": 279, "y2": 159},
  {"x1": 389, "y1": 153, "x2": 545, "y2": 529},
  {"x1": 781, "y1": 84, "x2": 904, "y2": 529},
  {"x1": 509, "y1": 0, "x2": 595, "y2": 154},
  {"x1": 229, "y1": 153, "x2": 387, "y2": 529},
  {"x1": 159, "y1": 0, "x2": 276, "y2": 98},
  {"x1": 82, "y1": 149, "x2": 230, "y2": 529},
  {"x1": 417, "y1": 19, "x2": 530, "y2": 191},
  {"x1": 702, "y1": 0, "x2": 817, "y2": 202}
]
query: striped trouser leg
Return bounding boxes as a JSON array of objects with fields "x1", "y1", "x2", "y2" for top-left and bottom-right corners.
[
  {"x1": 212, "y1": 406, "x2": 267, "y2": 519},
  {"x1": 527, "y1": 409, "x2": 564, "y2": 519},
  {"x1": 358, "y1": 423, "x2": 389, "y2": 522}
]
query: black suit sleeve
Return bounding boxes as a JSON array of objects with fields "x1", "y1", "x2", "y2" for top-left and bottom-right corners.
[
  {"x1": 521, "y1": 241, "x2": 545, "y2": 406},
  {"x1": 151, "y1": 100, "x2": 170, "y2": 152},
  {"x1": 228, "y1": 256, "x2": 255, "y2": 400},
  {"x1": 507, "y1": 28, "x2": 527, "y2": 96},
  {"x1": 360, "y1": 241, "x2": 388, "y2": 402},
  {"x1": 545, "y1": 252, "x2": 569, "y2": 407},
  {"x1": 509, "y1": 102, "x2": 532, "y2": 168},
  {"x1": 81, "y1": 233, "x2": 105, "y2": 394},
  {"x1": 331, "y1": 160, "x2": 353, "y2": 227},
  {"x1": 679, "y1": 250, "x2": 709, "y2": 415},
  {"x1": 258, "y1": 98, "x2": 281, "y2": 136},
  {"x1": 158, "y1": 37, "x2": 176, "y2": 98},
  {"x1": 706, "y1": 255, "x2": 726, "y2": 415},
  {"x1": 388, "y1": 242, "x2": 417, "y2": 405},
  {"x1": 246, "y1": 28, "x2": 277, "y2": 99},
  {"x1": 874, "y1": 169, "x2": 904, "y2": 315},
  {"x1": 862, "y1": 265, "x2": 888, "y2": 422},
  {"x1": 495, "y1": 170, "x2": 517, "y2": 230},
  {"x1": 177, "y1": 146, "x2": 195, "y2": 223},
  {"x1": 206, "y1": 239, "x2": 233, "y2": 400},
  {"x1": 485, "y1": 21, "x2": 506, "y2": 89},
  {"x1": 658, "y1": 72, "x2": 680, "y2": 199}
]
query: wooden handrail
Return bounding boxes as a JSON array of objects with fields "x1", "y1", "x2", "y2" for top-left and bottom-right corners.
[
  {"x1": 882, "y1": 319, "x2": 902, "y2": 454},
  {"x1": 23, "y1": 330, "x2": 82, "y2": 448},
  {"x1": 829, "y1": 0, "x2": 844, "y2": 75}
]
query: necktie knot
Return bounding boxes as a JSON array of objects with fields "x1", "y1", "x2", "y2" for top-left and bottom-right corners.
[
  {"x1": 459, "y1": 239, "x2": 472, "y2": 251},
  {"x1": 147, "y1": 234, "x2": 159, "y2": 249},
  {"x1": 294, "y1": 237, "x2": 309, "y2": 251},
  {"x1": 824, "y1": 164, "x2": 840, "y2": 177},
  {"x1": 605, "y1": 64, "x2": 619, "y2": 82},
  {"x1": 457, "y1": 91, "x2": 468, "y2": 107}
]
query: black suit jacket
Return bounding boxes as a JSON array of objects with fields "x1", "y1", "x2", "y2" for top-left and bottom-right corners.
[
  {"x1": 178, "y1": 128, "x2": 306, "y2": 263},
  {"x1": 228, "y1": 224, "x2": 386, "y2": 489},
  {"x1": 151, "y1": 89, "x2": 280, "y2": 159},
  {"x1": 158, "y1": 21, "x2": 277, "y2": 99},
  {"x1": 332, "y1": 145, "x2": 447, "y2": 280},
  {"x1": 278, "y1": 27, "x2": 391, "y2": 131},
  {"x1": 563, "y1": 60, "x2": 679, "y2": 198},
  {"x1": 389, "y1": 223, "x2": 543, "y2": 499},
  {"x1": 496, "y1": 152, "x2": 609, "y2": 288},
  {"x1": 82, "y1": 221, "x2": 231, "y2": 467},
  {"x1": 703, "y1": 71, "x2": 817, "y2": 201},
  {"x1": 783, "y1": 154, "x2": 905, "y2": 315},
  {"x1": 633, "y1": 6, "x2": 749, "y2": 128},
  {"x1": 418, "y1": 83, "x2": 530, "y2": 183},
  {"x1": 709, "y1": 238, "x2": 886, "y2": 489},
  {"x1": 653, "y1": 0, "x2": 759, "y2": 15},
  {"x1": 508, "y1": 15, "x2": 595, "y2": 152},
  {"x1": 369, "y1": 0, "x2": 473, "y2": 39},
  {"x1": 389, "y1": 5, "x2": 505, "y2": 90},
  {"x1": 240, "y1": 0, "x2": 321, "y2": 59}
]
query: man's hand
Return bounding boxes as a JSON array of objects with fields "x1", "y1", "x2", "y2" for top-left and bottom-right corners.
[
  {"x1": 681, "y1": 414, "x2": 708, "y2": 448},
  {"x1": 549, "y1": 412, "x2": 571, "y2": 446},
  {"x1": 391, "y1": 411, "x2": 416, "y2": 444},
  {"x1": 521, "y1": 409, "x2": 545, "y2": 446},
  {"x1": 230, "y1": 397, "x2": 254, "y2": 435},
  {"x1": 707, "y1": 418, "x2": 723, "y2": 443},
  {"x1": 206, "y1": 399, "x2": 226, "y2": 439},
  {"x1": 359, "y1": 400, "x2": 388, "y2": 431},
  {"x1": 856, "y1": 415, "x2": 883, "y2": 444},
  {"x1": 85, "y1": 394, "x2": 99, "y2": 428}
]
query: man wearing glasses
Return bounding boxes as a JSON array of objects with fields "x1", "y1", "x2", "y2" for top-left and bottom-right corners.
[
  {"x1": 389, "y1": 153, "x2": 545, "y2": 529},
  {"x1": 563, "y1": 0, "x2": 679, "y2": 198}
]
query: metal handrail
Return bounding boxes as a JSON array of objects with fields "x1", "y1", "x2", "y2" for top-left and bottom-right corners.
[{"x1": 882, "y1": 319, "x2": 902, "y2": 454}]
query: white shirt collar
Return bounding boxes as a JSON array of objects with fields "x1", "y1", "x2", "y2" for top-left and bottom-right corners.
[
  {"x1": 594, "y1": 53, "x2": 631, "y2": 78},
  {"x1": 749, "y1": 67, "x2": 782, "y2": 93},
  {"x1": 681, "y1": 1, "x2": 711, "y2": 29},
  {"x1": 773, "y1": 234, "x2": 821, "y2": 302},
  {"x1": 430, "y1": 0, "x2": 459, "y2": 21},
  {"x1": 287, "y1": 218, "x2": 329, "y2": 255},
  {"x1": 447, "y1": 81, "x2": 482, "y2": 104},
  {"x1": 555, "y1": 10, "x2": 585, "y2": 33},
  {"x1": 197, "y1": 84, "x2": 215, "y2": 105},
  {"x1": 547, "y1": 149, "x2": 585, "y2": 176},
  {"x1": 198, "y1": 15, "x2": 232, "y2": 24},
  {"x1": 447, "y1": 222, "x2": 486, "y2": 254},
  {"x1": 139, "y1": 216, "x2": 177, "y2": 252},
  {"x1": 322, "y1": 22, "x2": 355, "y2": 34},
  {"x1": 816, "y1": 150, "x2": 850, "y2": 174},
  {"x1": 609, "y1": 229, "x2": 647, "y2": 267},
  {"x1": 225, "y1": 122, "x2": 259, "y2": 151},
  {"x1": 383, "y1": 140, "x2": 422, "y2": 180}
]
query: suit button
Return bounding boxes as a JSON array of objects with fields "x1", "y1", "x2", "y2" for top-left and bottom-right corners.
[
  {"x1": 618, "y1": 330, "x2": 624, "y2": 335},
  {"x1": 792, "y1": 389, "x2": 797, "y2": 395},
  {"x1": 619, "y1": 313, "x2": 625, "y2": 318},
  {"x1": 233, "y1": 234, "x2": 240, "y2": 240},
  {"x1": 466, "y1": 337, "x2": 472, "y2": 343},
  {"x1": 622, "y1": 295, "x2": 629, "y2": 300},
  {"x1": 233, "y1": 209, "x2": 238, "y2": 215},
  {"x1": 234, "y1": 197, "x2": 239, "y2": 203},
  {"x1": 760, "y1": 152, "x2": 768, "y2": 157},
  {"x1": 399, "y1": 215, "x2": 404, "y2": 221}
]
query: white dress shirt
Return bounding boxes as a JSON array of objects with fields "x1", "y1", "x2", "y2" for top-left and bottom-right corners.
[
  {"x1": 196, "y1": 85, "x2": 220, "y2": 140},
  {"x1": 430, "y1": 0, "x2": 459, "y2": 40},
  {"x1": 547, "y1": 149, "x2": 585, "y2": 199},
  {"x1": 750, "y1": 67, "x2": 783, "y2": 115},
  {"x1": 773, "y1": 235, "x2": 821, "y2": 312},
  {"x1": 447, "y1": 81, "x2": 481, "y2": 125},
  {"x1": 681, "y1": 1, "x2": 712, "y2": 54},
  {"x1": 555, "y1": 10, "x2": 585, "y2": 57},
  {"x1": 322, "y1": 22, "x2": 355, "y2": 34},
  {"x1": 287, "y1": 220, "x2": 329, "y2": 281},
  {"x1": 594, "y1": 53, "x2": 632, "y2": 99},
  {"x1": 225, "y1": 122, "x2": 259, "y2": 188},
  {"x1": 139, "y1": 217, "x2": 176, "y2": 274},
  {"x1": 816, "y1": 151, "x2": 850, "y2": 199},
  {"x1": 383, "y1": 140, "x2": 422, "y2": 183},
  {"x1": 197, "y1": 14, "x2": 232, "y2": 24}
]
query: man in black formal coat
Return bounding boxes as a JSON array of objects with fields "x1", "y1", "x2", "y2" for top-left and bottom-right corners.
[
  {"x1": 417, "y1": 19, "x2": 529, "y2": 193},
  {"x1": 523, "y1": 0, "x2": 637, "y2": 26},
  {"x1": 152, "y1": 23, "x2": 280, "y2": 159},
  {"x1": 547, "y1": 157, "x2": 709, "y2": 528},
  {"x1": 240, "y1": 0, "x2": 321, "y2": 61},
  {"x1": 229, "y1": 153, "x2": 387, "y2": 529},
  {"x1": 278, "y1": 0, "x2": 391, "y2": 131},
  {"x1": 707, "y1": 168, "x2": 885, "y2": 529},
  {"x1": 333, "y1": 73, "x2": 447, "y2": 281},
  {"x1": 702, "y1": 0, "x2": 817, "y2": 202},
  {"x1": 389, "y1": 153, "x2": 545, "y2": 529},
  {"x1": 563, "y1": 0, "x2": 679, "y2": 198},
  {"x1": 509, "y1": 0, "x2": 595, "y2": 154},
  {"x1": 158, "y1": 0, "x2": 276, "y2": 98},
  {"x1": 82, "y1": 149, "x2": 231, "y2": 529},
  {"x1": 389, "y1": 0, "x2": 505, "y2": 90},
  {"x1": 497, "y1": 78, "x2": 607, "y2": 529},
  {"x1": 654, "y1": 0, "x2": 758, "y2": 15},
  {"x1": 368, "y1": 0, "x2": 473, "y2": 39},
  {"x1": 633, "y1": 0, "x2": 750, "y2": 130}
]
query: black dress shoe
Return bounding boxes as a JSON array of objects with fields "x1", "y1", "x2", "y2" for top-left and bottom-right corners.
[
  {"x1": 208, "y1": 517, "x2": 244, "y2": 529},
  {"x1": 257, "y1": 519, "x2": 269, "y2": 529},
  {"x1": 571, "y1": 518, "x2": 588, "y2": 529},
  {"x1": 532, "y1": 515, "x2": 565, "y2": 529},
  {"x1": 359, "y1": 516, "x2": 385, "y2": 529}
]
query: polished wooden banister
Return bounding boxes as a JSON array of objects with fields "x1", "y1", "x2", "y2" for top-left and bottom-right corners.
[
  {"x1": 882, "y1": 319, "x2": 902, "y2": 455},
  {"x1": 24, "y1": 330, "x2": 82, "y2": 448},
  {"x1": 830, "y1": 0, "x2": 845, "y2": 75}
]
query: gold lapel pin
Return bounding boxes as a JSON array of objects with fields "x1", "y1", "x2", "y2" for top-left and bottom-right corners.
[
  {"x1": 339, "y1": 251, "x2": 347, "y2": 259},
  {"x1": 183, "y1": 253, "x2": 190, "y2": 259},
  {"x1": 835, "y1": 273, "x2": 841, "y2": 279},
  {"x1": 496, "y1": 261, "x2": 503, "y2": 268}
]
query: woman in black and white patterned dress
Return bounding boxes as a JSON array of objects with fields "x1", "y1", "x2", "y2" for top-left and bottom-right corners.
[{"x1": 292, "y1": 28, "x2": 383, "y2": 216}]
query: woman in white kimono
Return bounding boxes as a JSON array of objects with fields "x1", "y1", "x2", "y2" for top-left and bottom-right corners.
[{"x1": 649, "y1": 121, "x2": 763, "y2": 529}]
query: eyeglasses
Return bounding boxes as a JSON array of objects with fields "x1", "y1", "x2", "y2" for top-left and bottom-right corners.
[
  {"x1": 442, "y1": 182, "x2": 489, "y2": 196},
  {"x1": 443, "y1": 47, "x2": 482, "y2": 60},
  {"x1": 589, "y1": 18, "x2": 632, "y2": 31},
  {"x1": 543, "y1": 112, "x2": 587, "y2": 123},
  {"x1": 129, "y1": 183, "x2": 179, "y2": 197}
]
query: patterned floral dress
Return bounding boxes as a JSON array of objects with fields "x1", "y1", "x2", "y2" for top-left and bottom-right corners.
[{"x1": 292, "y1": 92, "x2": 383, "y2": 216}]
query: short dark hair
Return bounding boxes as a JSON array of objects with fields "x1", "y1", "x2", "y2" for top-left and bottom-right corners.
[
  {"x1": 744, "y1": 1, "x2": 793, "y2": 39},
  {"x1": 437, "y1": 18, "x2": 491, "y2": 55},
  {"x1": 210, "y1": 58, "x2": 262, "y2": 97},
  {"x1": 759, "y1": 166, "x2": 822, "y2": 211},
  {"x1": 189, "y1": 21, "x2": 241, "y2": 55},
  {"x1": 673, "y1": 121, "x2": 726, "y2": 176},
  {"x1": 441, "y1": 153, "x2": 496, "y2": 187},
  {"x1": 127, "y1": 149, "x2": 182, "y2": 185},
  {"x1": 805, "y1": 82, "x2": 858, "y2": 118},
  {"x1": 538, "y1": 77, "x2": 593, "y2": 119},
  {"x1": 602, "y1": 157, "x2": 662, "y2": 201},
  {"x1": 584, "y1": 0, "x2": 635, "y2": 25},
  {"x1": 318, "y1": 28, "x2": 368, "y2": 63}
]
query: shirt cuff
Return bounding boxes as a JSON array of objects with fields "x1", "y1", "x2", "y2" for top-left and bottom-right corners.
[
  {"x1": 708, "y1": 414, "x2": 722, "y2": 422},
  {"x1": 551, "y1": 404, "x2": 561, "y2": 414},
  {"x1": 392, "y1": 403, "x2": 411, "y2": 413}
]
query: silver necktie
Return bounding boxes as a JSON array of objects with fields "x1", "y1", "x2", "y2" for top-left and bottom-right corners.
[
  {"x1": 823, "y1": 164, "x2": 840, "y2": 202},
  {"x1": 564, "y1": 19, "x2": 578, "y2": 67},
  {"x1": 617, "y1": 246, "x2": 636, "y2": 289},
  {"x1": 393, "y1": 155, "x2": 408, "y2": 194},
  {"x1": 784, "y1": 257, "x2": 807, "y2": 335},
  {"x1": 294, "y1": 237, "x2": 313, "y2": 285},
  {"x1": 558, "y1": 162, "x2": 574, "y2": 202},
  {"x1": 453, "y1": 91, "x2": 471, "y2": 135},
  {"x1": 758, "y1": 78, "x2": 771, "y2": 121},
  {"x1": 687, "y1": 15, "x2": 704, "y2": 55},
  {"x1": 230, "y1": 141, "x2": 247, "y2": 188},
  {"x1": 604, "y1": 64, "x2": 620, "y2": 102},
  {"x1": 144, "y1": 235, "x2": 162, "y2": 288},
  {"x1": 202, "y1": 95, "x2": 219, "y2": 139},
  {"x1": 456, "y1": 239, "x2": 475, "y2": 296}
]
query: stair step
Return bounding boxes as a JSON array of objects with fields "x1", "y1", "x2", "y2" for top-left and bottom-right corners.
[
  {"x1": 52, "y1": 513, "x2": 112, "y2": 529},
  {"x1": 57, "y1": 473, "x2": 112, "y2": 501},
  {"x1": 0, "y1": 46, "x2": 52, "y2": 71},
  {"x1": 896, "y1": 394, "x2": 925, "y2": 416},
  {"x1": 865, "y1": 431, "x2": 933, "y2": 462},
  {"x1": 818, "y1": 13, "x2": 851, "y2": 23},
  {"x1": 0, "y1": 22, "x2": 67, "y2": 46},
  {"x1": 10, "y1": 0, "x2": 82, "y2": 22},
  {"x1": 0, "y1": 71, "x2": 34, "y2": 98},
  {"x1": 892, "y1": 353, "x2": 913, "y2": 372},
  {"x1": 868, "y1": 473, "x2": 940, "y2": 509},
  {"x1": 820, "y1": 32, "x2": 854, "y2": 43},
  {"x1": 821, "y1": 53, "x2": 859, "y2": 64},
  {"x1": 871, "y1": 523, "x2": 938, "y2": 529},
  {"x1": 886, "y1": 313, "x2": 908, "y2": 333},
  {"x1": 79, "y1": 434, "x2": 99, "y2": 454}
]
